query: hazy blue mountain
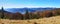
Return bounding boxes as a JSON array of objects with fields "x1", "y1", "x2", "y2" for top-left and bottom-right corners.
[{"x1": 4, "y1": 8, "x2": 55, "y2": 14}]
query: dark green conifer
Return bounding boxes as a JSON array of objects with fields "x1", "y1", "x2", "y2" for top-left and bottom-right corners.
[
  {"x1": 1, "y1": 7, "x2": 4, "y2": 19},
  {"x1": 25, "y1": 8, "x2": 30, "y2": 19}
]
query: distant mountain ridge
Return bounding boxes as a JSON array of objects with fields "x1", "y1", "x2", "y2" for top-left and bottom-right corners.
[{"x1": 4, "y1": 8, "x2": 55, "y2": 14}]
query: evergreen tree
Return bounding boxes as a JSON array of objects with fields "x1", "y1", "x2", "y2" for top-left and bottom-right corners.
[
  {"x1": 25, "y1": 8, "x2": 30, "y2": 19},
  {"x1": 1, "y1": 7, "x2": 4, "y2": 19}
]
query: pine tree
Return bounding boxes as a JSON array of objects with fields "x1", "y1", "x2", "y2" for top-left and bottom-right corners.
[
  {"x1": 1, "y1": 7, "x2": 4, "y2": 19},
  {"x1": 25, "y1": 8, "x2": 30, "y2": 19}
]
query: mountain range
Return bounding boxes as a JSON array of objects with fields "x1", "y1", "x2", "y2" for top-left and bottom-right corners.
[{"x1": 4, "y1": 8, "x2": 55, "y2": 14}]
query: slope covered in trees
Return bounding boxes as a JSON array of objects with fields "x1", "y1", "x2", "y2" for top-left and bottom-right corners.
[{"x1": 0, "y1": 7, "x2": 60, "y2": 20}]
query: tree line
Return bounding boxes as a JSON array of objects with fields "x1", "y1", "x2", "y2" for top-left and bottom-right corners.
[{"x1": 0, "y1": 8, "x2": 60, "y2": 20}]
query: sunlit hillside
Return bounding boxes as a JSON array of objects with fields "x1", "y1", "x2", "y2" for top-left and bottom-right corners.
[{"x1": 0, "y1": 15, "x2": 60, "y2": 24}]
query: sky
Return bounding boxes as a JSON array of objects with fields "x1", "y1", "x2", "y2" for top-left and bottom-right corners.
[{"x1": 0, "y1": 0, "x2": 60, "y2": 8}]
